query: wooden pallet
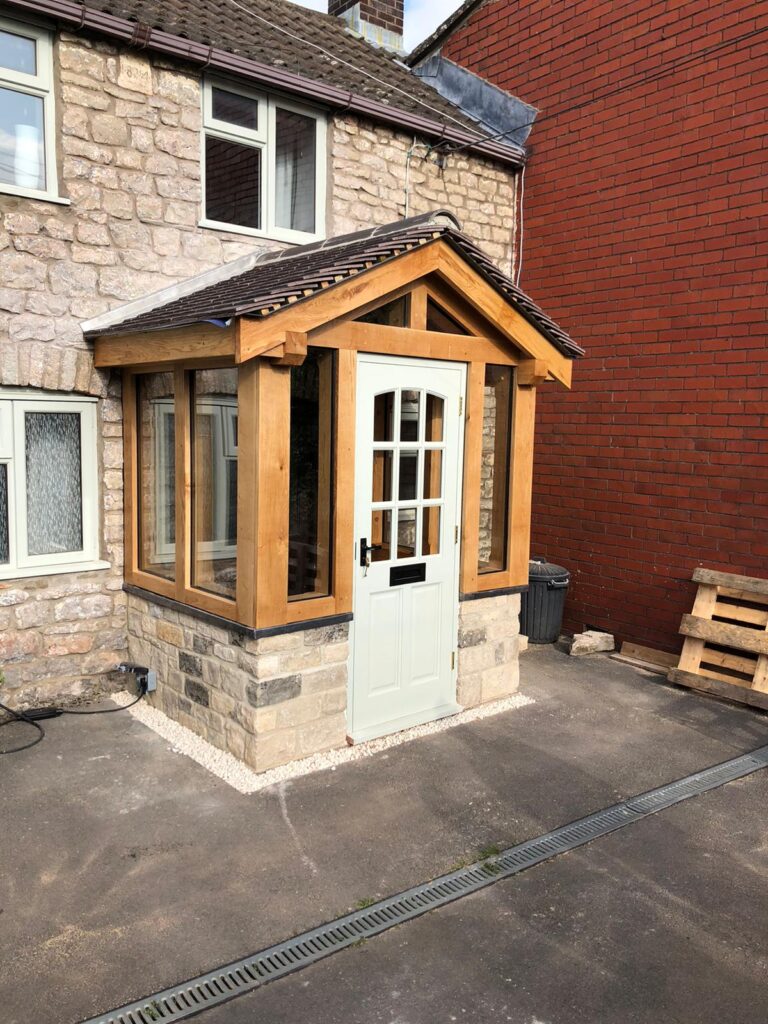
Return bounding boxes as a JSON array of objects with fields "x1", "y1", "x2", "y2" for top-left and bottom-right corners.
[{"x1": 668, "y1": 568, "x2": 768, "y2": 711}]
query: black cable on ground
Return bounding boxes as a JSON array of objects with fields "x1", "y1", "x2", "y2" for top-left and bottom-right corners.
[
  {"x1": 0, "y1": 686, "x2": 146, "y2": 754},
  {"x1": 0, "y1": 699, "x2": 46, "y2": 755}
]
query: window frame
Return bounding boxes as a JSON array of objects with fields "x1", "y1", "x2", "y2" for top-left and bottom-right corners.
[
  {"x1": 200, "y1": 77, "x2": 326, "y2": 245},
  {"x1": 0, "y1": 15, "x2": 65, "y2": 205},
  {"x1": 0, "y1": 390, "x2": 106, "y2": 580}
]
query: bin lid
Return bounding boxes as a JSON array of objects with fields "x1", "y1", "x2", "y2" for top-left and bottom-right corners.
[{"x1": 529, "y1": 557, "x2": 569, "y2": 581}]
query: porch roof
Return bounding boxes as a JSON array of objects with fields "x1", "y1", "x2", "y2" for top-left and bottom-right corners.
[{"x1": 84, "y1": 212, "x2": 583, "y2": 359}]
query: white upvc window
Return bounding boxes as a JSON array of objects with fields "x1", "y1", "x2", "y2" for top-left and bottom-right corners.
[
  {"x1": 201, "y1": 78, "x2": 326, "y2": 244},
  {"x1": 0, "y1": 16, "x2": 63, "y2": 204},
  {"x1": 0, "y1": 391, "x2": 108, "y2": 580}
]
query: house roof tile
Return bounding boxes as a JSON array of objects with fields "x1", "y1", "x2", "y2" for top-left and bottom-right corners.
[
  {"x1": 78, "y1": 0, "x2": 486, "y2": 136},
  {"x1": 88, "y1": 211, "x2": 583, "y2": 359}
]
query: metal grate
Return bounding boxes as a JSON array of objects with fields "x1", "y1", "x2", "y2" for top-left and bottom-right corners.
[{"x1": 82, "y1": 743, "x2": 768, "y2": 1024}]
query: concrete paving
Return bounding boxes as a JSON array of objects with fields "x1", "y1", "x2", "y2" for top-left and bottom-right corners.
[{"x1": 1, "y1": 646, "x2": 766, "y2": 1024}]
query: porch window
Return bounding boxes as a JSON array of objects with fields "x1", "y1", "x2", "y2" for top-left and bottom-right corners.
[
  {"x1": 191, "y1": 368, "x2": 238, "y2": 600},
  {"x1": 478, "y1": 365, "x2": 513, "y2": 574},
  {"x1": 0, "y1": 391, "x2": 102, "y2": 579},
  {"x1": 202, "y1": 79, "x2": 326, "y2": 242},
  {"x1": 137, "y1": 372, "x2": 176, "y2": 581},
  {"x1": 289, "y1": 349, "x2": 334, "y2": 600},
  {"x1": 0, "y1": 17, "x2": 58, "y2": 202}
]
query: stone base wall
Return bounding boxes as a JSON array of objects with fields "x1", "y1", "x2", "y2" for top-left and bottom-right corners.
[
  {"x1": 126, "y1": 594, "x2": 350, "y2": 772},
  {"x1": 457, "y1": 593, "x2": 521, "y2": 707},
  {"x1": 125, "y1": 590, "x2": 520, "y2": 775}
]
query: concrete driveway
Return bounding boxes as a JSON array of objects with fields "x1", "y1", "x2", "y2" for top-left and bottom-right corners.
[{"x1": 1, "y1": 646, "x2": 766, "y2": 1024}]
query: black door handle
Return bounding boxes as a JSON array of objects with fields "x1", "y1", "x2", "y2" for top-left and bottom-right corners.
[{"x1": 360, "y1": 538, "x2": 383, "y2": 565}]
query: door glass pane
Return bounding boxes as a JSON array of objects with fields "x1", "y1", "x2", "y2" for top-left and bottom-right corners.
[
  {"x1": 396, "y1": 508, "x2": 417, "y2": 559},
  {"x1": 211, "y1": 87, "x2": 258, "y2": 130},
  {"x1": 399, "y1": 390, "x2": 420, "y2": 442},
  {"x1": 205, "y1": 135, "x2": 261, "y2": 229},
  {"x1": 137, "y1": 373, "x2": 176, "y2": 581},
  {"x1": 0, "y1": 87, "x2": 45, "y2": 191},
  {"x1": 479, "y1": 365, "x2": 513, "y2": 574},
  {"x1": 423, "y1": 449, "x2": 442, "y2": 499},
  {"x1": 25, "y1": 412, "x2": 82, "y2": 556},
  {"x1": 192, "y1": 368, "x2": 238, "y2": 600},
  {"x1": 371, "y1": 509, "x2": 391, "y2": 562},
  {"x1": 422, "y1": 507, "x2": 440, "y2": 556},
  {"x1": 373, "y1": 392, "x2": 394, "y2": 442},
  {"x1": 275, "y1": 108, "x2": 316, "y2": 234},
  {"x1": 398, "y1": 450, "x2": 418, "y2": 500},
  {"x1": 0, "y1": 29, "x2": 36, "y2": 74},
  {"x1": 372, "y1": 450, "x2": 392, "y2": 502},
  {"x1": 0, "y1": 464, "x2": 8, "y2": 564},
  {"x1": 289, "y1": 348, "x2": 334, "y2": 600},
  {"x1": 425, "y1": 393, "x2": 444, "y2": 441}
]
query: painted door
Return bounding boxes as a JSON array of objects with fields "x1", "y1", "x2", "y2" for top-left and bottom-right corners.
[{"x1": 350, "y1": 354, "x2": 465, "y2": 742}]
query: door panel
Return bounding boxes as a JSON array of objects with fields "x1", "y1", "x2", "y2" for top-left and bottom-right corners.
[{"x1": 351, "y1": 355, "x2": 465, "y2": 742}]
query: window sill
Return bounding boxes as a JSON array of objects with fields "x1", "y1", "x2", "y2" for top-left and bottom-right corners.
[
  {"x1": 0, "y1": 559, "x2": 111, "y2": 582},
  {"x1": 198, "y1": 218, "x2": 324, "y2": 246},
  {"x1": 0, "y1": 182, "x2": 70, "y2": 205}
]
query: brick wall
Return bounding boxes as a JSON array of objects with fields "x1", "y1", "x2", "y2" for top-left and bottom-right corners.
[
  {"x1": 441, "y1": 0, "x2": 768, "y2": 652},
  {"x1": 329, "y1": 0, "x2": 404, "y2": 35}
]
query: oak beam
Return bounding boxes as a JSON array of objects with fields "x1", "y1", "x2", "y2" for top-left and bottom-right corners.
[{"x1": 95, "y1": 323, "x2": 236, "y2": 368}]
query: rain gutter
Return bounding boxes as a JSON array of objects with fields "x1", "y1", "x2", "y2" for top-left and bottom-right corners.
[{"x1": 3, "y1": 0, "x2": 526, "y2": 169}]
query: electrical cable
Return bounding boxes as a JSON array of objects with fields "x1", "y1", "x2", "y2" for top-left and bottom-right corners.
[
  {"x1": 433, "y1": 23, "x2": 768, "y2": 156},
  {"x1": 59, "y1": 689, "x2": 145, "y2": 715},
  {"x1": 0, "y1": 699, "x2": 45, "y2": 755},
  {"x1": 0, "y1": 683, "x2": 146, "y2": 754},
  {"x1": 223, "y1": 0, "x2": 482, "y2": 136}
]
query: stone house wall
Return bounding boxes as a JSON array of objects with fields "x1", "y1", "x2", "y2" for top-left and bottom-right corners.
[{"x1": 0, "y1": 25, "x2": 518, "y2": 712}]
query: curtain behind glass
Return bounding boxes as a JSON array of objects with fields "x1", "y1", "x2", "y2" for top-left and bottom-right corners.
[
  {"x1": 0, "y1": 463, "x2": 8, "y2": 563},
  {"x1": 25, "y1": 411, "x2": 82, "y2": 556},
  {"x1": 275, "y1": 108, "x2": 316, "y2": 234}
]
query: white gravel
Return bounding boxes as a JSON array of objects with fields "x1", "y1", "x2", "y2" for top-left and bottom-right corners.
[{"x1": 112, "y1": 690, "x2": 535, "y2": 795}]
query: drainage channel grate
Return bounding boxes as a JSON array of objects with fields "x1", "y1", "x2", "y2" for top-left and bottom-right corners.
[{"x1": 83, "y1": 743, "x2": 768, "y2": 1024}]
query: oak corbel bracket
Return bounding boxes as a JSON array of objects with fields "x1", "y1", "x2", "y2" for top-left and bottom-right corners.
[{"x1": 517, "y1": 359, "x2": 549, "y2": 387}]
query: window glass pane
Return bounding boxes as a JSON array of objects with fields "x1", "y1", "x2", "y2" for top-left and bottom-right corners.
[
  {"x1": 426, "y1": 298, "x2": 469, "y2": 334},
  {"x1": 422, "y1": 507, "x2": 440, "y2": 556},
  {"x1": 425, "y1": 393, "x2": 444, "y2": 441},
  {"x1": 478, "y1": 365, "x2": 513, "y2": 575},
  {"x1": 205, "y1": 135, "x2": 261, "y2": 229},
  {"x1": 357, "y1": 296, "x2": 409, "y2": 327},
  {"x1": 396, "y1": 508, "x2": 417, "y2": 560},
  {"x1": 192, "y1": 368, "x2": 238, "y2": 600},
  {"x1": 289, "y1": 349, "x2": 334, "y2": 600},
  {"x1": 211, "y1": 87, "x2": 258, "y2": 130},
  {"x1": 275, "y1": 108, "x2": 316, "y2": 234},
  {"x1": 398, "y1": 450, "x2": 418, "y2": 501},
  {"x1": 0, "y1": 87, "x2": 45, "y2": 191},
  {"x1": 25, "y1": 411, "x2": 82, "y2": 556},
  {"x1": 372, "y1": 450, "x2": 392, "y2": 502},
  {"x1": 0, "y1": 463, "x2": 8, "y2": 564},
  {"x1": 399, "y1": 390, "x2": 420, "y2": 442},
  {"x1": 373, "y1": 392, "x2": 394, "y2": 442},
  {"x1": 370, "y1": 509, "x2": 391, "y2": 562},
  {"x1": 423, "y1": 449, "x2": 442, "y2": 499},
  {"x1": 137, "y1": 373, "x2": 176, "y2": 581},
  {"x1": 0, "y1": 29, "x2": 36, "y2": 74}
]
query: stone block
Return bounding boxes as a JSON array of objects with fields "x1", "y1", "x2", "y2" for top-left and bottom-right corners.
[
  {"x1": 569, "y1": 631, "x2": 615, "y2": 656},
  {"x1": 178, "y1": 651, "x2": 202, "y2": 677},
  {"x1": 303, "y1": 623, "x2": 349, "y2": 646},
  {"x1": 54, "y1": 594, "x2": 112, "y2": 621},
  {"x1": 156, "y1": 621, "x2": 183, "y2": 647},
  {"x1": 246, "y1": 674, "x2": 302, "y2": 708},
  {"x1": 117, "y1": 53, "x2": 153, "y2": 95},
  {"x1": 480, "y1": 662, "x2": 520, "y2": 703},
  {"x1": 296, "y1": 713, "x2": 347, "y2": 758},
  {"x1": 459, "y1": 626, "x2": 487, "y2": 648},
  {"x1": 184, "y1": 677, "x2": 209, "y2": 707},
  {"x1": 301, "y1": 664, "x2": 346, "y2": 694}
]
